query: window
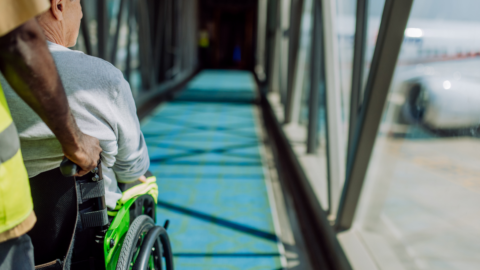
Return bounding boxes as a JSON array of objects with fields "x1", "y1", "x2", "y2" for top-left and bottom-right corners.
[{"x1": 352, "y1": 0, "x2": 480, "y2": 268}]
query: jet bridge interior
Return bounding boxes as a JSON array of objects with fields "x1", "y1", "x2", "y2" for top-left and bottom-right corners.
[{"x1": 63, "y1": 0, "x2": 480, "y2": 269}]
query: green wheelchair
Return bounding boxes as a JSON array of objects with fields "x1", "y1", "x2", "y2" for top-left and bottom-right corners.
[{"x1": 28, "y1": 159, "x2": 174, "y2": 270}]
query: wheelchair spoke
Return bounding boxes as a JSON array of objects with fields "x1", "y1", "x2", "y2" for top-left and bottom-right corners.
[
  {"x1": 148, "y1": 252, "x2": 155, "y2": 269},
  {"x1": 129, "y1": 231, "x2": 149, "y2": 269}
]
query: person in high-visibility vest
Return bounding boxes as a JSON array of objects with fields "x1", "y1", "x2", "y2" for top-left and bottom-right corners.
[{"x1": 0, "y1": 1, "x2": 102, "y2": 269}]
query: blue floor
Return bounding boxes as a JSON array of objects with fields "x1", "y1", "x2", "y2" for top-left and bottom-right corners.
[
  {"x1": 141, "y1": 70, "x2": 284, "y2": 269},
  {"x1": 175, "y1": 70, "x2": 258, "y2": 102}
]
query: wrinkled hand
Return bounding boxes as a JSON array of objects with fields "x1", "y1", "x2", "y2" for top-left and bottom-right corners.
[{"x1": 63, "y1": 133, "x2": 102, "y2": 176}]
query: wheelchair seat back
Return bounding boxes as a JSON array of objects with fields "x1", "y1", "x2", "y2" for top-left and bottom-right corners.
[
  {"x1": 28, "y1": 167, "x2": 78, "y2": 268},
  {"x1": 29, "y1": 164, "x2": 108, "y2": 269}
]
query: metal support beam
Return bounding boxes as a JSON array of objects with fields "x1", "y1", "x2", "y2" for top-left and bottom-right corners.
[
  {"x1": 265, "y1": 0, "x2": 278, "y2": 86},
  {"x1": 189, "y1": 0, "x2": 198, "y2": 71},
  {"x1": 278, "y1": 0, "x2": 291, "y2": 106},
  {"x1": 289, "y1": 0, "x2": 313, "y2": 124},
  {"x1": 335, "y1": 0, "x2": 414, "y2": 231},
  {"x1": 172, "y1": 0, "x2": 181, "y2": 78},
  {"x1": 158, "y1": 0, "x2": 169, "y2": 82},
  {"x1": 110, "y1": 0, "x2": 126, "y2": 65},
  {"x1": 191, "y1": 0, "x2": 199, "y2": 70},
  {"x1": 255, "y1": 0, "x2": 268, "y2": 82},
  {"x1": 96, "y1": 0, "x2": 108, "y2": 60},
  {"x1": 163, "y1": 0, "x2": 173, "y2": 79},
  {"x1": 137, "y1": 0, "x2": 154, "y2": 90},
  {"x1": 322, "y1": 0, "x2": 346, "y2": 218},
  {"x1": 125, "y1": 0, "x2": 133, "y2": 82},
  {"x1": 153, "y1": 0, "x2": 167, "y2": 83},
  {"x1": 306, "y1": 0, "x2": 324, "y2": 154},
  {"x1": 346, "y1": 0, "x2": 368, "y2": 163},
  {"x1": 284, "y1": 0, "x2": 305, "y2": 123},
  {"x1": 267, "y1": 0, "x2": 281, "y2": 94},
  {"x1": 179, "y1": 0, "x2": 188, "y2": 73}
]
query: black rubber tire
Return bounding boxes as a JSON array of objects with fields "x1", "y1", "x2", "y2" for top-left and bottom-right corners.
[{"x1": 116, "y1": 215, "x2": 161, "y2": 270}]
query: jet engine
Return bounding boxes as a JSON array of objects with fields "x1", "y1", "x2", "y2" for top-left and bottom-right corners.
[{"x1": 401, "y1": 76, "x2": 480, "y2": 136}]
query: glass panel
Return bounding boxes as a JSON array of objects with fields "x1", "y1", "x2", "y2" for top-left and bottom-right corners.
[
  {"x1": 334, "y1": 0, "x2": 359, "y2": 210},
  {"x1": 336, "y1": 0, "x2": 386, "y2": 137},
  {"x1": 80, "y1": 0, "x2": 99, "y2": 56},
  {"x1": 129, "y1": 15, "x2": 141, "y2": 96},
  {"x1": 73, "y1": 25, "x2": 87, "y2": 52},
  {"x1": 336, "y1": 0, "x2": 356, "y2": 139},
  {"x1": 112, "y1": 1, "x2": 129, "y2": 74},
  {"x1": 294, "y1": 0, "x2": 330, "y2": 209},
  {"x1": 353, "y1": 0, "x2": 480, "y2": 269}
]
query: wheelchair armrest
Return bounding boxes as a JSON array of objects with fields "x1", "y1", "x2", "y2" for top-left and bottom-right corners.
[{"x1": 117, "y1": 170, "x2": 154, "y2": 192}]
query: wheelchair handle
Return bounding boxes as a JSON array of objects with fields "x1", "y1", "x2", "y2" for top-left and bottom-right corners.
[
  {"x1": 60, "y1": 157, "x2": 79, "y2": 177},
  {"x1": 60, "y1": 157, "x2": 102, "y2": 179}
]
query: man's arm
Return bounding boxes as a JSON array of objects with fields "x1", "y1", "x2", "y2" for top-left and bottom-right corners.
[
  {"x1": 0, "y1": 18, "x2": 101, "y2": 176},
  {"x1": 112, "y1": 77, "x2": 150, "y2": 183}
]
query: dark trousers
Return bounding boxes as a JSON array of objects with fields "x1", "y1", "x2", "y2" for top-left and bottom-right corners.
[{"x1": 0, "y1": 234, "x2": 35, "y2": 270}]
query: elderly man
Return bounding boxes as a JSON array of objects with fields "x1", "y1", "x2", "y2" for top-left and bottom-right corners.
[{"x1": 1, "y1": 0, "x2": 150, "y2": 212}]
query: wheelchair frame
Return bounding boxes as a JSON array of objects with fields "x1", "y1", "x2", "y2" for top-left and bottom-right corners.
[
  {"x1": 30, "y1": 159, "x2": 174, "y2": 270},
  {"x1": 104, "y1": 193, "x2": 174, "y2": 269}
]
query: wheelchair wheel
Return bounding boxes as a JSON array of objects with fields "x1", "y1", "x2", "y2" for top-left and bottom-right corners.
[{"x1": 116, "y1": 215, "x2": 162, "y2": 270}]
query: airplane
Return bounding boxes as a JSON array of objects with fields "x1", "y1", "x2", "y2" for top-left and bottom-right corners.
[{"x1": 336, "y1": 16, "x2": 480, "y2": 137}]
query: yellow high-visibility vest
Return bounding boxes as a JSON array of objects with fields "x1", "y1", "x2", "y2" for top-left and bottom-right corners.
[{"x1": 0, "y1": 83, "x2": 33, "y2": 234}]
